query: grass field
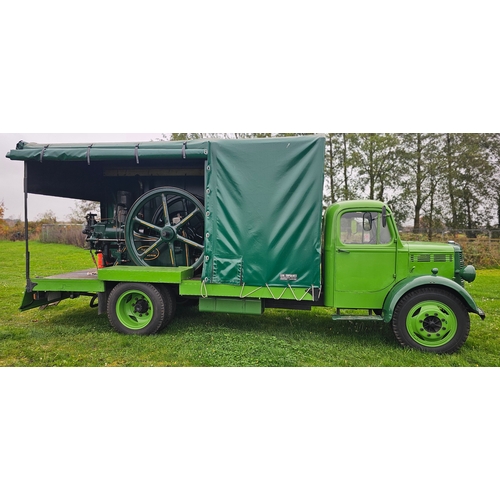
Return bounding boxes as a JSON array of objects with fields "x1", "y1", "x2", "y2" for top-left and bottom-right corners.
[{"x1": 0, "y1": 240, "x2": 499, "y2": 366}]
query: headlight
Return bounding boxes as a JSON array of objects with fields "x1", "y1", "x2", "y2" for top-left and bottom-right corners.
[{"x1": 460, "y1": 265, "x2": 476, "y2": 283}]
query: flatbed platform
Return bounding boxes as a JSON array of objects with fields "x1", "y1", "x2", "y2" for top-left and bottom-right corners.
[
  {"x1": 31, "y1": 268, "x2": 105, "y2": 293},
  {"x1": 35, "y1": 269, "x2": 98, "y2": 280}
]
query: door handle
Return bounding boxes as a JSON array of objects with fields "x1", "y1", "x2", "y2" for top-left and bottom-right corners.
[{"x1": 337, "y1": 248, "x2": 350, "y2": 254}]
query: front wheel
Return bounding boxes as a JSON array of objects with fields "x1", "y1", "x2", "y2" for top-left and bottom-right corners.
[
  {"x1": 108, "y1": 283, "x2": 166, "y2": 335},
  {"x1": 392, "y1": 288, "x2": 470, "y2": 354}
]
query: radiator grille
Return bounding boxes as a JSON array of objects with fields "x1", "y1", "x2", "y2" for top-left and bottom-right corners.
[{"x1": 411, "y1": 254, "x2": 453, "y2": 263}]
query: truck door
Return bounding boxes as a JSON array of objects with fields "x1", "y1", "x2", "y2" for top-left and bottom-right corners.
[{"x1": 333, "y1": 210, "x2": 397, "y2": 309}]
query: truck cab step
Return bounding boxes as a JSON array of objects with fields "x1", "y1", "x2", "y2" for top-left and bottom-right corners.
[{"x1": 331, "y1": 315, "x2": 383, "y2": 321}]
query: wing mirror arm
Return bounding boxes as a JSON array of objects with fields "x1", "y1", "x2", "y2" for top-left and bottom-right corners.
[{"x1": 382, "y1": 205, "x2": 387, "y2": 228}]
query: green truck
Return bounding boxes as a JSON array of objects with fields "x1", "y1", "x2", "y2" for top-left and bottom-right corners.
[{"x1": 7, "y1": 135, "x2": 485, "y2": 353}]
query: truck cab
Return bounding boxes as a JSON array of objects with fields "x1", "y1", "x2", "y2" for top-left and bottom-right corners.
[
  {"x1": 324, "y1": 200, "x2": 398, "y2": 310},
  {"x1": 323, "y1": 200, "x2": 484, "y2": 352}
]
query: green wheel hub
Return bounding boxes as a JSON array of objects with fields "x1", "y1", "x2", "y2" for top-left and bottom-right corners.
[
  {"x1": 405, "y1": 300, "x2": 458, "y2": 348},
  {"x1": 115, "y1": 289, "x2": 154, "y2": 330}
]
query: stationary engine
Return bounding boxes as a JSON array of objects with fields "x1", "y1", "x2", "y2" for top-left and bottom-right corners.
[
  {"x1": 84, "y1": 188, "x2": 205, "y2": 270},
  {"x1": 83, "y1": 190, "x2": 130, "y2": 266}
]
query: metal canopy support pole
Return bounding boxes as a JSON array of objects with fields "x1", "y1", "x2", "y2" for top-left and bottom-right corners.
[{"x1": 24, "y1": 161, "x2": 35, "y2": 292}]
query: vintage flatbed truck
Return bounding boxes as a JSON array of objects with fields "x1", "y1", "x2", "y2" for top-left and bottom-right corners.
[{"x1": 7, "y1": 135, "x2": 485, "y2": 353}]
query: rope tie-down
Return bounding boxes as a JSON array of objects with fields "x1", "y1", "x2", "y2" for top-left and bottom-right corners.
[{"x1": 200, "y1": 280, "x2": 316, "y2": 301}]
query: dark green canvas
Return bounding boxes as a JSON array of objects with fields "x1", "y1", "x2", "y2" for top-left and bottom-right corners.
[
  {"x1": 202, "y1": 135, "x2": 325, "y2": 288},
  {"x1": 8, "y1": 135, "x2": 325, "y2": 289}
]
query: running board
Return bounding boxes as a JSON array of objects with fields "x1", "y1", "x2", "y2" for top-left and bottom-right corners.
[{"x1": 331, "y1": 315, "x2": 383, "y2": 321}]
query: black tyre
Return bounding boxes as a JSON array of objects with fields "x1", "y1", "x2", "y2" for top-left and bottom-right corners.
[
  {"x1": 108, "y1": 282, "x2": 166, "y2": 335},
  {"x1": 392, "y1": 287, "x2": 470, "y2": 354},
  {"x1": 156, "y1": 284, "x2": 177, "y2": 329}
]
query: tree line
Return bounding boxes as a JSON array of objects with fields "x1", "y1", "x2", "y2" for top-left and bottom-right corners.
[
  {"x1": 166, "y1": 133, "x2": 500, "y2": 237},
  {"x1": 3, "y1": 134, "x2": 498, "y2": 241}
]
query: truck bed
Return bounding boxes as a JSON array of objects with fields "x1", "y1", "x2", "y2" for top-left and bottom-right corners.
[{"x1": 36, "y1": 269, "x2": 98, "y2": 280}]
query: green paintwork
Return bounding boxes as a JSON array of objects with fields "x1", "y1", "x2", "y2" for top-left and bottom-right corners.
[
  {"x1": 29, "y1": 277, "x2": 105, "y2": 293},
  {"x1": 29, "y1": 270, "x2": 105, "y2": 293},
  {"x1": 404, "y1": 240, "x2": 457, "y2": 280},
  {"x1": 324, "y1": 200, "x2": 401, "y2": 309},
  {"x1": 114, "y1": 288, "x2": 155, "y2": 330},
  {"x1": 405, "y1": 299, "x2": 458, "y2": 348},
  {"x1": 179, "y1": 279, "x2": 314, "y2": 301},
  {"x1": 98, "y1": 266, "x2": 194, "y2": 284},
  {"x1": 460, "y1": 265, "x2": 477, "y2": 283},
  {"x1": 199, "y1": 297, "x2": 264, "y2": 315},
  {"x1": 382, "y1": 275, "x2": 485, "y2": 322},
  {"x1": 323, "y1": 199, "x2": 484, "y2": 321},
  {"x1": 18, "y1": 269, "x2": 105, "y2": 312}
]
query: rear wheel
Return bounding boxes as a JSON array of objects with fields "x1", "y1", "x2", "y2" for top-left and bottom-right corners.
[
  {"x1": 108, "y1": 283, "x2": 166, "y2": 335},
  {"x1": 392, "y1": 288, "x2": 470, "y2": 354},
  {"x1": 156, "y1": 284, "x2": 177, "y2": 328}
]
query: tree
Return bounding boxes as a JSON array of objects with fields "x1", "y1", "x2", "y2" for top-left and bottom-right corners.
[
  {"x1": 36, "y1": 210, "x2": 57, "y2": 224},
  {"x1": 67, "y1": 200, "x2": 100, "y2": 224},
  {"x1": 350, "y1": 133, "x2": 400, "y2": 201},
  {"x1": 442, "y1": 133, "x2": 493, "y2": 232},
  {"x1": 323, "y1": 133, "x2": 362, "y2": 206},
  {"x1": 482, "y1": 133, "x2": 500, "y2": 228},
  {"x1": 167, "y1": 133, "x2": 205, "y2": 141},
  {"x1": 324, "y1": 134, "x2": 339, "y2": 205},
  {"x1": 0, "y1": 200, "x2": 8, "y2": 237},
  {"x1": 397, "y1": 133, "x2": 443, "y2": 233}
]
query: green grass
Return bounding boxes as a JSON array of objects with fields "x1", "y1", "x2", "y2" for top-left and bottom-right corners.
[{"x1": 0, "y1": 240, "x2": 499, "y2": 366}]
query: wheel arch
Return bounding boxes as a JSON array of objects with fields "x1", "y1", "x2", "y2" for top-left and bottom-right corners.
[{"x1": 382, "y1": 275, "x2": 485, "y2": 323}]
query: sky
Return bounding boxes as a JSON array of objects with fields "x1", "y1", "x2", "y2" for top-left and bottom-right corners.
[{"x1": 0, "y1": 133, "x2": 165, "y2": 221}]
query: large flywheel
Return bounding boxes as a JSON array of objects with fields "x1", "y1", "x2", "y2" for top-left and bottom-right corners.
[{"x1": 124, "y1": 187, "x2": 205, "y2": 269}]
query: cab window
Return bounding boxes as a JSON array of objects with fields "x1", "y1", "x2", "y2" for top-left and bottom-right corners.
[{"x1": 340, "y1": 211, "x2": 391, "y2": 245}]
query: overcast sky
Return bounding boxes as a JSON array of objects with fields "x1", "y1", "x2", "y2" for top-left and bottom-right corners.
[{"x1": 0, "y1": 133, "x2": 163, "y2": 221}]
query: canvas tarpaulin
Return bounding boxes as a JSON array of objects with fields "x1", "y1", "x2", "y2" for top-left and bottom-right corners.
[
  {"x1": 8, "y1": 135, "x2": 325, "y2": 289},
  {"x1": 203, "y1": 135, "x2": 325, "y2": 289},
  {"x1": 6, "y1": 140, "x2": 209, "y2": 162}
]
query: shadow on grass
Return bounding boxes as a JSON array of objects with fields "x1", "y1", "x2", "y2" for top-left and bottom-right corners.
[
  {"x1": 170, "y1": 307, "x2": 396, "y2": 350},
  {"x1": 24, "y1": 298, "x2": 396, "y2": 351}
]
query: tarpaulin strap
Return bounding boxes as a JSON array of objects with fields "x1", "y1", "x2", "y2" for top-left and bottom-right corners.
[
  {"x1": 287, "y1": 284, "x2": 299, "y2": 301},
  {"x1": 265, "y1": 284, "x2": 287, "y2": 300},
  {"x1": 201, "y1": 278, "x2": 209, "y2": 298},
  {"x1": 239, "y1": 284, "x2": 263, "y2": 299},
  {"x1": 87, "y1": 144, "x2": 93, "y2": 165},
  {"x1": 135, "y1": 144, "x2": 140, "y2": 164},
  {"x1": 182, "y1": 141, "x2": 187, "y2": 159},
  {"x1": 289, "y1": 284, "x2": 313, "y2": 301},
  {"x1": 40, "y1": 144, "x2": 49, "y2": 163}
]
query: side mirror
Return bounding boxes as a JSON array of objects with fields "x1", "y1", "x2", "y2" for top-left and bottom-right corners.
[{"x1": 382, "y1": 206, "x2": 387, "y2": 228}]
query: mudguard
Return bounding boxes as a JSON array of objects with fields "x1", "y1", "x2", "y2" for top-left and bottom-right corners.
[{"x1": 382, "y1": 275, "x2": 486, "y2": 323}]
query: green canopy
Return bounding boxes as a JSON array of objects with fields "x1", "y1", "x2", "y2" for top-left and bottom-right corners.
[
  {"x1": 8, "y1": 135, "x2": 325, "y2": 289},
  {"x1": 201, "y1": 135, "x2": 325, "y2": 289},
  {"x1": 7, "y1": 140, "x2": 208, "y2": 162}
]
